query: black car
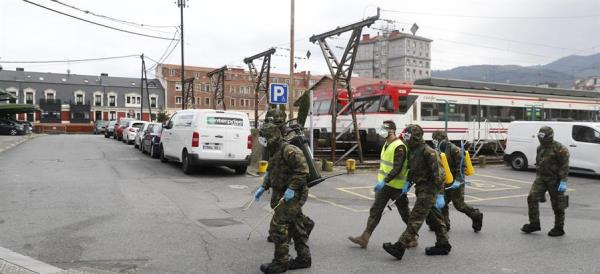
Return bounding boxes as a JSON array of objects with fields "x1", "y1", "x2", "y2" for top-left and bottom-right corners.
[
  {"x1": 0, "y1": 119, "x2": 26, "y2": 135},
  {"x1": 141, "y1": 123, "x2": 163, "y2": 158},
  {"x1": 105, "y1": 120, "x2": 117, "y2": 138}
]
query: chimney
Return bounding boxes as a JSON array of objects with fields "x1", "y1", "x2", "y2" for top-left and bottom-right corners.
[
  {"x1": 362, "y1": 34, "x2": 370, "y2": 41},
  {"x1": 16, "y1": 67, "x2": 24, "y2": 71},
  {"x1": 100, "y1": 73, "x2": 108, "y2": 77}
]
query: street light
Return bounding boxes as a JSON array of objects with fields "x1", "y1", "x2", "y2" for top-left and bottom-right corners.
[{"x1": 436, "y1": 99, "x2": 457, "y2": 134}]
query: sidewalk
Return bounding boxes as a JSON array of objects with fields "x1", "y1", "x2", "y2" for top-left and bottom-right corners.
[{"x1": 0, "y1": 247, "x2": 118, "y2": 274}]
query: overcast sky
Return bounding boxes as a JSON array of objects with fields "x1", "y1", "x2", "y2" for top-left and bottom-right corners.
[{"x1": 1, "y1": 0, "x2": 599, "y2": 78}]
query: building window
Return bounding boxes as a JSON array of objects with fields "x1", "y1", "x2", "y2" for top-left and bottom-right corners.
[
  {"x1": 150, "y1": 97, "x2": 157, "y2": 108},
  {"x1": 76, "y1": 94, "x2": 84, "y2": 105},
  {"x1": 109, "y1": 95, "x2": 116, "y2": 107},
  {"x1": 25, "y1": 92, "x2": 34, "y2": 104},
  {"x1": 241, "y1": 99, "x2": 245, "y2": 107},
  {"x1": 95, "y1": 111, "x2": 102, "y2": 121},
  {"x1": 194, "y1": 72, "x2": 200, "y2": 78},
  {"x1": 109, "y1": 111, "x2": 116, "y2": 120},
  {"x1": 169, "y1": 69, "x2": 176, "y2": 76},
  {"x1": 94, "y1": 94, "x2": 102, "y2": 106},
  {"x1": 176, "y1": 97, "x2": 182, "y2": 104},
  {"x1": 125, "y1": 94, "x2": 141, "y2": 106},
  {"x1": 230, "y1": 98, "x2": 236, "y2": 107},
  {"x1": 205, "y1": 97, "x2": 210, "y2": 106},
  {"x1": 46, "y1": 93, "x2": 55, "y2": 101},
  {"x1": 8, "y1": 91, "x2": 17, "y2": 104},
  {"x1": 27, "y1": 113, "x2": 34, "y2": 122}
]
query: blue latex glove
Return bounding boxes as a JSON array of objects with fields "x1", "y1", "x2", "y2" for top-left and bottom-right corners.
[
  {"x1": 446, "y1": 180, "x2": 461, "y2": 190},
  {"x1": 557, "y1": 180, "x2": 567, "y2": 193},
  {"x1": 284, "y1": 188, "x2": 295, "y2": 202},
  {"x1": 254, "y1": 186, "x2": 265, "y2": 201},
  {"x1": 374, "y1": 181, "x2": 385, "y2": 192},
  {"x1": 435, "y1": 194, "x2": 445, "y2": 210},
  {"x1": 402, "y1": 181, "x2": 412, "y2": 194}
]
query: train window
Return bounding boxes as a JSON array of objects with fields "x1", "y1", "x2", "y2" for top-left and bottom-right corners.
[
  {"x1": 312, "y1": 101, "x2": 321, "y2": 114},
  {"x1": 421, "y1": 102, "x2": 442, "y2": 121},
  {"x1": 318, "y1": 101, "x2": 331, "y2": 114}
]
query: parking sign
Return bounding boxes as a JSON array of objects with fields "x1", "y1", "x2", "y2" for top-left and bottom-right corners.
[{"x1": 269, "y1": 83, "x2": 288, "y2": 105}]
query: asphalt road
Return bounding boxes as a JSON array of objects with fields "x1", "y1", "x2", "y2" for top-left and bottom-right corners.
[{"x1": 0, "y1": 135, "x2": 599, "y2": 274}]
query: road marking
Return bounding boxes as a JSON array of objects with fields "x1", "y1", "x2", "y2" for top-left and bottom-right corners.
[
  {"x1": 466, "y1": 180, "x2": 521, "y2": 192},
  {"x1": 473, "y1": 174, "x2": 532, "y2": 184},
  {"x1": 308, "y1": 193, "x2": 364, "y2": 213},
  {"x1": 466, "y1": 193, "x2": 529, "y2": 203},
  {"x1": 337, "y1": 187, "x2": 375, "y2": 201}
]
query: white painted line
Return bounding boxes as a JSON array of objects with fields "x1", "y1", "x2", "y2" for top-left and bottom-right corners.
[
  {"x1": 0, "y1": 246, "x2": 63, "y2": 274},
  {"x1": 473, "y1": 174, "x2": 532, "y2": 185}
]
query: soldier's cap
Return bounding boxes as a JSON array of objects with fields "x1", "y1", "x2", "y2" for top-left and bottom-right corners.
[
  {"x1": 538, "y1": 126, "x2": 554, "y2": 139},
  {"x1": 406, "y1": 124, "x2": 424, "y2": 138},
  {"x1": 432, "y1": 130, "x2": 448, "y2": 140},
  {"x1": 265, "y1": 108, "x2": 286, "y2": 124},
  {"x1": 259, "y1": 122, "x2": 282, "y2": 139},
  {"x1": 382, "y1": 120, "x2": 397, "y2": 131}
]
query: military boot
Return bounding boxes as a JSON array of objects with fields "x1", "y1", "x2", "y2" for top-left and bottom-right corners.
[
  {"x1": 548, "y1": 226, "x2": 565, "y2": 237},
  {"x1": 288, "y1": 257, "x2": 311, "y2": 270},
  {"x1": 305, "y1": 217, "x2": 315, "y2": 238},
  {"x1": 348, "y1": 231, "x2": 371, "y2": 248},
  {"x1": 382, "y1": 241, "x2": 406, "y2": 260},
  {"x1": 521, "y1": 223, "x2": 541, "y2": 233},
  {"x1": 425, "y1": 242, "x2": 452, "y2": 255},
  {"x1": 472, "y1": 212, "x2": 483, "y2": 232},
  {"x1": 260, "y1": 261, "x2": 288, "y2": 274}
]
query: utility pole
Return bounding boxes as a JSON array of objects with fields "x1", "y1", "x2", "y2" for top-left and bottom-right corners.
[
  {"x1": 288, "y1": 0, "x2": 295, "y2": 119},
  {"x1": 177, "y1": 0, "x2": 187, "y2": 110}
]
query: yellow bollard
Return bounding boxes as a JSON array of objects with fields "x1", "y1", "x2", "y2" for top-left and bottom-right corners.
[
  {"x1": 258, "y1": 160, "x2": 268, "y2": 175},
  {"x1": 464, "y1": 151, "x2": 475, "y2": 176},
  {"x1": 440, "y1": 153, "x2": 454, "y2": 185},
  {"x1": 346, "y1": 159, "x2": 356, "y2": 174},
  {"x1": 324, "y1": 161, "x2": 333, "y2": 172}
]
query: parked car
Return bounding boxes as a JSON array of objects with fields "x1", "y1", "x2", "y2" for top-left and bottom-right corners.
[
  {"x1": 142, "y1": 123, "x2": 163, "y2": 158},
  {"x1": 0, "y1": 119, "x2": 26, "y2": 135},
  {"x1": 93, "y1": 120, "x2": 108, "y2": 135},
  {"x1": 504, "y1": 121, "x2": 600, "y2": 175},
  {"x1": 115, "y1": 118, "x2": 133, "y2": 141},
  {"x1": 105, "y1": 120, "x2": 117, "y2": 138},
  {"x1": 159, "y1": 109, "x2": 252, "y2": 174},
  {"x1": 134, "y1": 122, "x2": 151, "y2": 149},
  {"x1": 123, "y1": 120, "x2": 147, "y2": 145},
  {"x1": 1, "y1": 117, "x2": 32, "y2": 134}
]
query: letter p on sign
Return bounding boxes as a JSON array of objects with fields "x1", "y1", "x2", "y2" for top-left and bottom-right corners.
[{"x1": 269, "y1": 83, "x2": 288, "y2": 105}]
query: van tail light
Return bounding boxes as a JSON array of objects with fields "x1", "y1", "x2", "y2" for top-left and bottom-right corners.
[
  {"x1": 247, "y1": 135, "x2": 253, "y2": 149},
  {"x1": 192, "y1": 131, "x2": 200, "y2": 147}
]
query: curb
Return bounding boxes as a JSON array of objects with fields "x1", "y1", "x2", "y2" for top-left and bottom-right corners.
[
  {"x1": 0, "y1": 246, "x2": 62, "y2": 274},
  {"x1": 0, "y1": 134, "x2": 38, "y2": 154}
]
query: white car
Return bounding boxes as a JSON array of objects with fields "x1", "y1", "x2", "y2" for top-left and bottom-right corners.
[
  {"x1": 159, "y1": 109, "x2": 252, "y2": 174},
  {"x1": 134, "y1": 122, "x2": 151, "y2": 150},
  {"x1": 123, "y1": 120, "x2": 148, "y2": 145},
  {"x1": 504, "y1": 121, "x2": 600, "y2": 175}
]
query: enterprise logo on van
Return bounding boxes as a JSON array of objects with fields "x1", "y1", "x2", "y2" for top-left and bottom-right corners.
[{"x1": 207, "y1": 116, "x2": 243, "y2": 127}]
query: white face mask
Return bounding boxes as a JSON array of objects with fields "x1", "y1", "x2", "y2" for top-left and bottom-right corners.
[
  {"x1": 377, "y1": 128, "x2": 389, "y2": 138},
  {"x1": 258, "y1": 136, "x2": 268, "y2": 147},
  {"x1": 432, "y1": 139, "x2": 439, "y2": 149}
]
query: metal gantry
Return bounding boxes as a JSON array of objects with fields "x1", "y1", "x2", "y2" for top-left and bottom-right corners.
[
  {"x1": 207, "y1": 66, "x2": 228, "y2": 110},
  {"x1": 244, "y1": 48, "x2": 275, "y2": 128},
  {"x1": 309, "y1": 10, "x2": 379, "y2": 163},
  {"x1": 140, "y1": 54, "x2": 153, "y2": 120}
]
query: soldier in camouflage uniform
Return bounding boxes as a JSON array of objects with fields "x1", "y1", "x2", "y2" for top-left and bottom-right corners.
[
  {"x1": 430, "y1": 130, "x2": 483, "y2": 232},
  {"x1": 263, "y1": 108, "x2": 315, "y2": 242},
  {"x1": 254, "y1": 123, "x2": 311, "y2": 273},
  {"x1": 383, "y1": 124, "x2": 451, "y2": 260},
  {"x1": 348, "y1": 120, "x2": 416, "y2": 249},
  {"x1": 521, "y1": 126, "x2": 570, "y2": 237}
]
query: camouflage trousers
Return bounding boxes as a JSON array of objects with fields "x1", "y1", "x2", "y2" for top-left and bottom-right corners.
[
  {"x1": 269, "y1": 188, "x2": 311, "y2": 263},
  {"x1": 442, "y1": 183, "x2": 481, "y2": 225},
  {"x1": 366, "y1": 185, "x2": 410, "y2": 234},
  {"x1": 399, "y1": 185, "x2": 449, "y2": 246},
  {"x1": 527, "y1": 178, "x2": 567, "y2": 227}
]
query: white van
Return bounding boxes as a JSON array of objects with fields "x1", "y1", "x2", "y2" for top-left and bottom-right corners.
[
  {"x1": 504, "y1": 121, "x2": 600, "y2": 175},
  {"x1": 159, "y1": 109, "x2": 252, "y2": 174}
]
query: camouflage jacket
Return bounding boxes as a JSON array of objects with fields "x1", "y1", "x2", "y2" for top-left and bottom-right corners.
[
  {"x1": 262, "y1": 142, "x2": 309, "y2": 192},
  {"x1": 407, "y1": 142, "x2": 443, "y2": 191},
  {"x1": 440, "y1": 141, "x2": 463, "y2": 182},
  {"x1": 535, "y1": 140, "x2": 569, "y2": 181}
]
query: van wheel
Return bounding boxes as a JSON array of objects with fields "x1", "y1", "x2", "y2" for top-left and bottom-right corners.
[
  {"x1": 160, "y1": 145, "x2": 168, "y2": 163},
  {"x1": 511, "y1": 153, "x2": 528, "y2": 171},
  {"x1": 234, "y1": 166, "x2": 247, "y2": 175},
  {"x1": 182, "y1": 151, "x2": 193, "y2": 175}
]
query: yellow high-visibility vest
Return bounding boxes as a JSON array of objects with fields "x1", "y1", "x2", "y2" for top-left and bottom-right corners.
[{"x1": 378, "y1": 139, "x2": 409, "y2": 189}]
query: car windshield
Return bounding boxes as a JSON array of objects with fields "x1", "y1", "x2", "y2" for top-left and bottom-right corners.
[{"x1": 132, "y1": 123, "x2": 145, "y2": 129}]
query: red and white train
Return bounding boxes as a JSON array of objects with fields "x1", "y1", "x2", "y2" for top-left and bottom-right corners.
[{"x1": 308, "y1": 78, "x2": 600, "y2": 152}]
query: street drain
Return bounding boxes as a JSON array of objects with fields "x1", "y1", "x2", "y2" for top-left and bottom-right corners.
[{"x1": 198, "y1": 218, "x2": 242, "y2": 227}]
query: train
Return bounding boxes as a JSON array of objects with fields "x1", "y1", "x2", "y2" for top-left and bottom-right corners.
[{"x1": 307, "y1": 78, "x2": 600, "y2": 153}]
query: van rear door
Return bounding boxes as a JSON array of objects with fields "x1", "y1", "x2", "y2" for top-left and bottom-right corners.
[{"x1": 198, "y1": 112, "x2": 250, "y2": 160}]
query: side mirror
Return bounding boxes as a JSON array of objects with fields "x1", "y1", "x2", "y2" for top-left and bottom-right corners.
[{"x1": 163, "y1": 122, "x2": 172, "y2": 129}]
